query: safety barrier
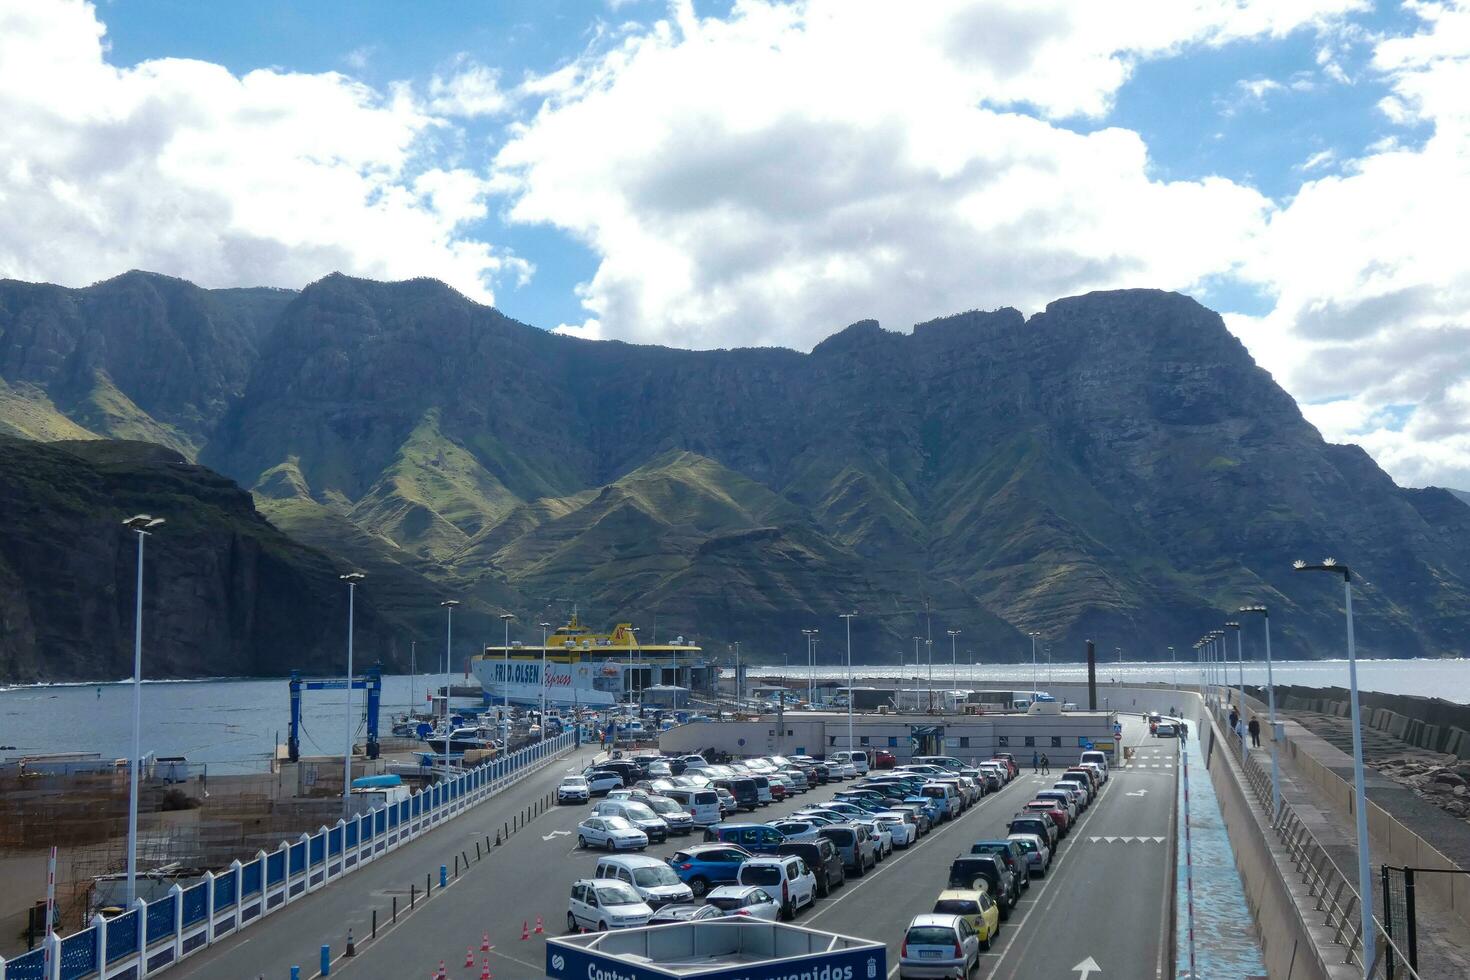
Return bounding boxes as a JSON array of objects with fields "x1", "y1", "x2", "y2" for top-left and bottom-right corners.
[{"x1": 0, "y1": 731, "x2": 577, "y2": 980}]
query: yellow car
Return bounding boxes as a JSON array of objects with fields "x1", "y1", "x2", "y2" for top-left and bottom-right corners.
[{"x1": 932, "y1": 888, "x2": 999, "y2": 949}]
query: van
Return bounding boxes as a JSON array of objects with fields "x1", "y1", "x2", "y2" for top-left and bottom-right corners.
[
  {"x1": 775, "y1": 839, "x2": 846, "y2": 897},
  {"x1": 1080, "y1": 750, "x2": 1111, "y2": 776},
  {"x1": 702, "y1": 823, "x2": 786, "y2": 853},
  {"x1": 920, "y1": 782, "x2": 961, "y2": 820},
  {"x1": 829, "y1": 750, "x2": 870, "y2": 775},
  {"x1": 593, "y1": 854, "x2": 694, "y2": 907},
  {"x1": 748, "y1": 774, "x2": 774, "y2": 806},
  {"x1": 714, "y1": 777, "x2": 760, "y2": 812},
  {"x1": 817, "y1": 824, "x2": 876, "y2": 876},
  {"x1": 664, "y1": 787, "x2": 722, "y2": 826}
]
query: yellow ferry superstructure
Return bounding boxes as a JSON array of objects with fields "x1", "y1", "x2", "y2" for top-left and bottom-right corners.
[{"x1": 470, "y1": 614, "x2": 708, "y2": 707}]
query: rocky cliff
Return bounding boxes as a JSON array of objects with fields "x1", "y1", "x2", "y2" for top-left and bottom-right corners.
[{"x1": 3, "y1": 271, "x2": 1469, "y2": 676}]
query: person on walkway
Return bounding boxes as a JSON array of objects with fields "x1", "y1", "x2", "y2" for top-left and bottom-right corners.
[
  {"x1": 1248, "y1": 717, "x2": 1261, "y2": 748},
  {"x1": 1228, "y1": 706, "x2": 1239, "y2": 732},
  {"x1": 1040, "y1": 753, "x2": 1050, "y2": 775},
  {"x1": 1178, "y1": 722, "x2": 1188, "y2": 745},
  {"x1": 1032, "y1": 750, "x2": 1040, "y2": 772}
]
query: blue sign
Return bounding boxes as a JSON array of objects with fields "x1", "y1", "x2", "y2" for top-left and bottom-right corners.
[
  {"x1": 1079, "y1": 738, "x2": 1093, "y2": 749},
  {"x1": 547, "y1": 938, "x2": 885, "y2": 980}
]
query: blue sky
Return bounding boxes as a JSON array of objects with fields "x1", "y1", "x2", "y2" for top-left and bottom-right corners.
[{"x1": 4, "y1": 1, "x2": 1469, "y2": 487}]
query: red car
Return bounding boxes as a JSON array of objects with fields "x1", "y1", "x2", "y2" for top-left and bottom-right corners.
[
  {"x1": 991, "y1": 755, "x2": 1018, "y2": 778},
  {"x1": 1023, "y1": 799, "x2": 1070, "y2": 836},
  {"x1": 872, "y1": 750, "x2": 897, "y2": 769}
]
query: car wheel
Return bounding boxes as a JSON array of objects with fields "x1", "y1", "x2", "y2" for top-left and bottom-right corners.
[
  {"x1": 817, "y1": 879, "x2": 829, "y2": 898},
  {"x1": 689, "y1": 876, "x2": 709, "y2": 897},
  {"x1": 999, "y1": 904, "x2": 1011, "y2": 921},
  {"x1": 597, "y1": 920, "x2": 608, "y2": 932},
  {"x1": 780, "y1": 900, "x2": 792, "y2": 921},
  {"x1": 578, "y1": 835, "x2": 587, "y2": 849},
  {"x1": 852, "y1": 861, "x2": 864, "y2": 878},
  {"x1": 981, "y1": 932, "x2": 992, "y2": 952},
  {"x1": 567, "y1": 912, "x2": 578, "y2": 932}
]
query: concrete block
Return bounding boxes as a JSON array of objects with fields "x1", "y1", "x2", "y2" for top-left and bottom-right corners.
[{"x1": 1389, "y1": 713, "x2": 1409, "y2": 739}]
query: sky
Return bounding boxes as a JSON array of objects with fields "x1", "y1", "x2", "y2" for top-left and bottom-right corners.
[{"x1": 1, "y1": 0, "x2": 1468, "y2": 489}]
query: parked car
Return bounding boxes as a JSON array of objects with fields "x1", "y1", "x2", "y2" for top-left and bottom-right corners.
[
  {"x1": 702, "y1": 823, "x2": 787, "y2": 854},
  {"x1": 1022, "y1": 799, "x2": 1070, "y2": 836},
  {"x1": 577, "y1": 815, "x2": 649, "y2": 851},
  {"x1": 947, "y1": 853, "x2": 1018, "y2": 918},
  {"x1": 872, "y1": 749, "x2": 897, "y2": 769},
  {"x1": 857, "y1": 818, "x2": 893, "y2": 859},
  {"x1": 829, "y1": 750, "x2": 870, "y2": 775},
  {"x1": 776, "y1": 839, "x2": 846, "y2": 897},
  {"x1": 1007, "y1": 833, "x2": 1051, "y2": 876},
  {"x1": 557, "y1": 775, "x2": 591, "y2": 804},
  {"x1": 873, "y1": 810, "x2": 918, "y2": 848},
  {"x1": 592, "y1": 800, "x2": 670, "y2": 843},
  {"x1": 713, "y1": 777, "x2": 761, "y2": 811},
  {"x1": 770, "y1": 818, "x2": 824, "y2": 842},
  {"x1": 737, "y1": 854, "x2": 817, "y2": 919},
  {"x1": 1080, "y1": 751, "x2": 1110, "y2": 780},
  {"x1": 1034, "y1": 790, "x2": 1079, "y2": 822},
  {"x1": 969, "y1": 840, "x2": 1030, "y2": 893},
  {"x1": 817, "y1": 824, "x2": 876, "y2": 876},
  {"x1": 748, "y1": 774, "x2": 774, "y2": 806},
  {"x1": 583, "y1": 770, "x2": 626, "y2": 796},
  {"x1": 567, "y1": 879, "x2": 653, "y2": 932},
  {"x1": 594, "y1": 854, "x2": 694, "y2": 907},
  {"x1": 647, "y1": 902, "x2": 721, "y2": 925},
  {"x1": 904, "y1": 795, "x2": 945, "y2": 828},
  {"x1": 1156, "y1": 722, "x2": 1178, "y2": 737},
  {"x1": 704, "y1": 885, "x2": 780, "y2": 921},
  {"x1": 898, "y1": 914, "x2": 981, "y2": 979},
  {"x1": 1007, "y1": 813, "x2": 1058, "y2": 850},
  {"x1": 667, "y1": 844, "x2": 752, "y2": 896},
  {"x1": 663, "y1": 787, "x2": 723, "y2": 826},
  {"x1": 932, "y1": 888, "x2": 1000, "y2": 949},
  {"x1": 920, "y1": 783, "x2": 962, "y2": 821},
  {"x1": 644, "y1": 795, "x2": 696, "y2": 835}
]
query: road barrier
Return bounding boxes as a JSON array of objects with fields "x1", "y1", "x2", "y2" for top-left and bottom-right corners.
[{"x1": 0, "y1": 731, "x2": 577, "y2": 980}]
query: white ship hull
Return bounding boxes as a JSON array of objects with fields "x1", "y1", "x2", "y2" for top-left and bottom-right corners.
[{"x1": 471, "y1": 657, "x2": 626, "y2": 708}]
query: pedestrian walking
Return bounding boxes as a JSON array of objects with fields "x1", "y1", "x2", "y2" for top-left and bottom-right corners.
[
  {"x1": 1040, "y1": 753, "x2": 1050, "y2": 775},
  {"x1": 1228, "y1": 706, "x2": 1239, "y2": 731},
  {"x1": 1178, "y1": 722, "x2": 1188, "y2": 745},
  {"x1": 1248, "y1": 717, "x2": 1261, "y2": 748},
  {"x1": 1032, "y1": 750, "x2": 1040, "y2": 772}
]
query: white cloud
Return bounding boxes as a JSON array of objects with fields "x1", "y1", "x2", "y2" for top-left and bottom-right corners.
[
  {"x1": 427, "y1": 56, "x2": 510, "y2": 117},
  {"x1": 1298, "y1": 148, "x2": 1336, "y2": 170},
  {"x1": 0, "y1": 0, "x2": 524, "y2": 300}
]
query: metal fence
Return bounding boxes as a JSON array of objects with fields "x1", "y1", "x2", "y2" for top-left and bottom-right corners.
[
  {"x1": 0, "y1": 730, "x2": 577, "y2": 980},
  {"x1": 1206, "y1": 690, "x2": 1422, "y2": 979}
]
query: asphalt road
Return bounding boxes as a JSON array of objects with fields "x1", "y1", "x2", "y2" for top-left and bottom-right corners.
[{"x1": 189, "y1": 719, "x2": 1178, "y2": 979}]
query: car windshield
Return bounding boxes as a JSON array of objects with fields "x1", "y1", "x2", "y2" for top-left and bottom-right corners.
[
  {"x1": 564, "y1": 777, "x2": 587, "y2": 786},
  {"x1": 648, "y1": 799, "x2": 681, "y2": 814},
  {"x1": 633, "y1": 865, "x2": 680, "y2": 887},
  {"x1": 602, "y1": 816, "x2": 634, "y2": 830},
  {"x1": 906, "y1": 926, "x2": 959, "y2": 945},
  {"x1": 595, "y1": 883, "x2": 642, "y2": 905}
]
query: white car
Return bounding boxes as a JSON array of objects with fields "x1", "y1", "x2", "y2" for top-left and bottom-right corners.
[
  {"x1": 858, "y1": 819, "x2": 893, "y2": 859},
  {"x1": 704, "y1": 885, "x2": 780, "y2": 921},
  {"x1": 584, "y1": 770, "x2": 626, "y2": 795},
  {"x1": 594, "y1": 854, "x2": 694, "y2": 907},
  {"x1": 557, "y1": 776, "x2": 591, "y2": 804},
  {"x1": 737, "y1": 855, "x2": 817, "y2": 918},
  {"x1": 644, "y1": 795, "x2": 696, "y2": 835},
  {"x1": 567, "y1": 879, "x2": 653, "y2": 932},
  {"x1": 679, "y1": 755, "x2": 710, "y2": 772},
  {"x1": 577, "y1": 815, "x2": 649, "y2": 851},
  {"x1": 899, "y1": 914, "x2": 981, "y2": 979},
  {"x1": 829, "y1": 750, "x2": 870, "y2": 776},
  {"x1": 1007, "y1": 833, "x2": 1051, "y2": 876},
  {"x1": 592, "y1": 800, "x2": 670, "y2": 843},
  {"x1": 770, "y1": 818, "x2": 824, "y2": 841},
  {"x1": 873, "y1": 811, "x2": 917, "y2": 848}
]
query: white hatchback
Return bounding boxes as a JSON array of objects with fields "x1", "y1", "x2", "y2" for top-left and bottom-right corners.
[
  {"x1": 577, "y1": 815, "x2": 649, "y2": 851},
  {"x1": 736, "y1": 855, "x2": 816, "y2": 918},
  {"x1": 567, "y1": 879, "x2": 652, "y2": 932}
]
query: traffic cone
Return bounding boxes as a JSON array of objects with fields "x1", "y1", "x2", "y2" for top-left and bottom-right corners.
[
  {"x1": 534, "y1": 915, "x2": 544, "y2": 935},
  {"x1": 520, "y1": 921, "x2": 530, "y2": 941},
  {"x1": 480, "y1": 958, "x2": 492, "y2": 980},
  {"x1": 465, "y1": 948, "x2": 475, "y2": 968},
  {"x1": 435, "y1": 960, "x2": 446, "y2": 979},
  {"x1": 481, "y1": 932, "x2": 490, "y2": 952}
]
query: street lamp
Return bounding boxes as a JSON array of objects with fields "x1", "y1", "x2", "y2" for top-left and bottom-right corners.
[
  {"x1": 802, "y1": 629, "x2": 818, "y2": 706},
  {"x1": 1225, "y1": 621, "x2": 1244, "y2": 754},
  {"x1": 498, "y1": 613, "x2": 514, "y2": 734},
  {"x1": 926, "y1": 638, "x2": 934, "y2": 713},
  {"x1": 1239, "y1": 605, "x2": 1280, "y2": 816},
  {"x1": 122, "y1": 514, "x2": 163, "y2": 903},
  {"x1": 947, "y1": 630, "x2": 960, "y2": 691},
  {"x1": 1029, "y1": 632, "x2": 1039, "y2": 695},
  {"x1": 1295, "y1": 558, "x2": 1373, "y2": 976},
  {"x1": 840, "y1": 613, "x2": 857, "y2": 751},
  {"x1": 539, "y1": 622, "x2": 552, "y2": 740},
  {"x1": 1168, "y1": 645, "x2": 1176, "y2": 688},
  {"x1": 340, "y1": 572, "x2": 366, "y2": 816},
  {"x1": 440, "y1": 599, "x2": 459, "y2": 781}
]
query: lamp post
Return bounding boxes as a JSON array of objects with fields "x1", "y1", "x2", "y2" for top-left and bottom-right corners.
[
  {"x1": 1168, "y1": 645, "x2": 1176, "y2": 688},
  {"x1": 339, "y1": 572, "x2": 366, "y2": 816},
  {"x1": 498, "y1": 613, "x2": 513, "y2": 735},
  {"x1": 122, "y1": 514, "x2": 163, "y2": 903},
  {"x1": 539, "y1": 622, "x2": 552, "y2": 740},
  {"x1": 440, "y1": 599, "x2": 459, "y2": 781},
  {"x1": 1029, "y1": 632, "x2": 1039, "y2": 695},
  {"x1": 1295, "y1": 558, "x2": 1373, "y2": 976},
  {"x1": 947, "y1": 630, "x2": 960, "y2": 692},
  {"x1": 802, "y1": 629, "x2": 818, "y2": 706},
  {"x1": 1226, "y1": 621, "x2": 1244, "y2": 754},
  {"x1": 733, "y1": 641, "x2": 741, "y2": 707},
  {"x1": 630, "y1": 626, "x2": 641, "y2": 705},
  {"x1": 1239, "y1": 605, "x2": 1280, "y2": 816},
  {"x1": 840, "y1": 613, "x2": 857, "y2": 750}
]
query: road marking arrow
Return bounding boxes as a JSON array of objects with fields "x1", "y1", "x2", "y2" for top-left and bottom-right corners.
[
  {"x1": 1119, "y1": 836, "x2": 1134, "y2": 843},
  {"x1": 1073, "y1": 955, "x2": 1101, "y2": 979},
  {"x1": 542, "y1": 830, "x2": 571, "y2": 841},
  {"x1": 1126, "y1": 789, "x2": 1148, "y2": 797}
]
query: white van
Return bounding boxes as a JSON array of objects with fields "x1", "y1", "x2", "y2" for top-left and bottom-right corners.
[
  {"x1": 1080, "y1": 750, "x2": 1111, "y2": 779},
  {"x1": 664, "y1": 786, "x2": 722, "y2": 826},
  {"x1": 829, "y1": 750, "x2": 870, "y2": 776},
  {"x1": 594, "y1": 854, "x2": 694, "y2": 907}
]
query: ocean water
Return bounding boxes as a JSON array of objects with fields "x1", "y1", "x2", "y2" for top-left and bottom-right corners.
[{"x1": 1, "y1": 658, "x2": 1465, "y2": 775}]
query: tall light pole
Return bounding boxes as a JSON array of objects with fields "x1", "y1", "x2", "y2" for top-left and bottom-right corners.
[
  {"x1": 440, "y1": 599, "x2": 459, "y2": 781},
  {"x1": 539, "y1": 621, "x2": 552, "y2": 740},
  {"x1": 1029, "y1": 632, "x2": 1039, "y2": 694},
  {"x1": 498, "y1": 613, "x2": 514, "y2": 732},
  {"x1": 733, "y1": 641, "x2": 741, "y2": 706},
  {"x1": 1295, "y1": 558, "x2": 1373, "y2": 976},
  {"x1": 629, "y1": 627, "x2": 641, "y2": 705},
  {"x1": 122, "y1": 514, "x2": 163, "y2": 903},
  {"x1": 947, "y1": 630, "x2": 960, "y2": 691},
  {"x1": 802, "y1": 629, "x2": 818, "y2": 706},
  {"x1": 840, "y1": 613, "x2": 857, "y2": 750},
  {"x1": 1226, "y1": 621, "x2": 1245, "y2": 754},
  {"x1": 340, "y1": 572, "x2": 366, "y2": 816},
  {"x1": 1239, "y1": 605, "x2": 1280, "y2": 816},
  {"x1": 926, "y1": 638, "x2": 934, "y2": 713},
  {"x1": 1168, "y1": 645, "x2": 1176, "y2": 688}
]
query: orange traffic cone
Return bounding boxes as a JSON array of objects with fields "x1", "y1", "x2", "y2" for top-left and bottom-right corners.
[
  {"x1": 435, "y1": 960, "x2": 446, "y2": 979},
  {"x1": 481, "y1": 932, "x2": 490, "y2": 952},
  {"x1": 480, "y1": 957, "x2": 492, "y2": 979},
  {"x1": 465, "y1": 948, "x2": 475, "y2": 967},
  {"x1": 520, "y1": 921, "x2": 530, "y2": 941},
  {"x1": 534, "y1": 915, "x2": 544, "y2": 935}
]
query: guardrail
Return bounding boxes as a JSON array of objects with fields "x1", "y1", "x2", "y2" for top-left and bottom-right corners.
[
  {"x1": 0, "y1": 731, "x2": 577, "y2": 980},
  {"x1": 1206, "y1": 692, "x2": 1419, "y2": 980}
]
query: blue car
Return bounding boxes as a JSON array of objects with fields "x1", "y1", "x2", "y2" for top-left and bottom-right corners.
[
  {"x1": 701, "y1": 823, "x2": 787, "y2": 853},
  {"x1": 904, "y1": 795, "x2": 945, "y2": 826},
  {"x1": 668, "y1": 843, "x2": 752, "y2": 897}
]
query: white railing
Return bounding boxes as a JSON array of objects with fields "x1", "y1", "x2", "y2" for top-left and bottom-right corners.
[{"x1": 1, "y1": 731, "x2": 577, "y2": 980}]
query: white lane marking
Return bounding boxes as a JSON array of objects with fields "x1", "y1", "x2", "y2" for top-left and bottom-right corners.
[
  {"x1": 1072, "y1": 955, "x2": 1101, "y2": 978},
  {"x1": 541, "y1": 829, "x2": 571, "y2": 841}
]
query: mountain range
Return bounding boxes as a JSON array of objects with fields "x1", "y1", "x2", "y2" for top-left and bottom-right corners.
[{"x1": 2, "y1": 269, "x2": 1468, "y2": 682}]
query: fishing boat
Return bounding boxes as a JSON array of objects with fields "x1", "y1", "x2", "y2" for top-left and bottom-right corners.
[{"x1": 471, "y1": 614, "x2": 712, "y2": 708}]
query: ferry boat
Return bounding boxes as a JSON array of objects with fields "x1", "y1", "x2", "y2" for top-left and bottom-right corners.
[{"x1": 470, "y1": 614, "x2": 710, "y2": 708}]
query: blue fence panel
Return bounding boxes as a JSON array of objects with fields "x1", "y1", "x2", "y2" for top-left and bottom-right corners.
[
  {"x1": 181, "y1": 882, "x2": 208, "y2": 927},
  {"x1": 389, "y1": 805, "x2": 400, "y2": 829},
  {"x1": 146, "y1": 894, "x2": 176, "y2": 944},
  {"x1": 309, "y1": 833, "x2": 325, "y2": 864},
  {"x1": 213, "y1": 869, "x2": 236, "y2": 910},
  {"x1": 4, "y1": 946, "x2": 45, "y2": 980},
  {"x1": 241, "y1": 859, "x2": 262, "y2": 896},
  {"x1": 266, "y1": 850, "x2": 285, "y2": 885},
  {"x1": 59, "y1": 926, "x2": 99, "y2": 980},
  {"x1": 288, "y1": 841, "x2": 306, "y2": 875},
  {"x1": 412, "y1": 793, "x2": 421, "y2": 816},
  {"x1": 346, "y1": 820, "x2": 359, "y2": 848},
  {"x1": 329, "y1": 825, "x2": 342, "y2": 856},
  {"x1": 374, "y1": 810, "x2": 386, "y2": 836},
  {"x1": 107, "y1": 909, "x2": 140, "y2": 962}
]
